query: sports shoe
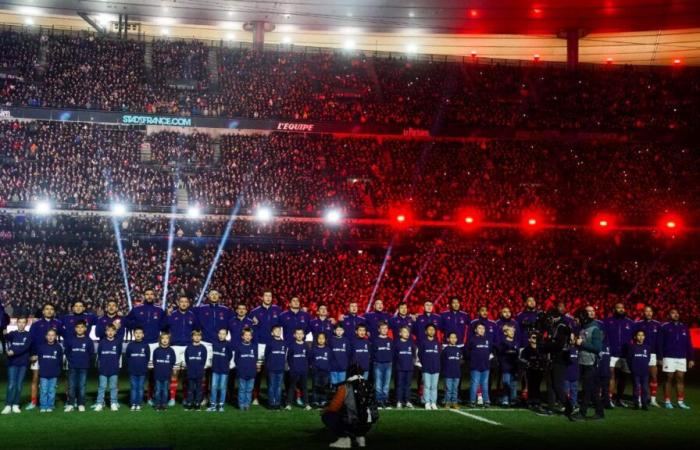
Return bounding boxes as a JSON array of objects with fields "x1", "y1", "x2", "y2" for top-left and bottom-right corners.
[
  {"x1": 425, "y1": 404, "x2": 431, "y2": 410},
  {"x1": 396, "y1": 402, "x2": 403, "y2": 409},
  {"x1": 678, "y1": 402, "x2": 691, "y2": 410},
  {"x1": 25, "y1": 403, "x2": 36, "y2": 411},
  {"x1": 167, "y1": 399, "x2": 176, "y2": 407},
  {"x1": 252, "y1": 398, "x2": 259, "y2": 406},
  {"x1": 64, "y1": 405, "x2": 74, "y2": 412},
  {"x1": 304, "y1": 405, "x2": 312, "y2": 411},
  {"x1": 650, "y1": 398, "x2": 660, "y2": 407},
  {"x1": 78, "y1": 405, "x2": 85, "y2": 412},
  {"x1": 218, "y1": 405, "x2": 225, "y2": 413},
  {"x1": 664, "y1": 402, "x2": 674, "y2": 409},
  {"x1": 39, "y1": 409, "x2": 47, "y2": 413},
  {"x1": 46, "y1": 409, "x2": 53, "y2": 413},
  {"x1": 405, "y1": 402, "x2": 414, "y2": 409},
  {"x1": 130, "y1": 405, "x2": 136, "y2": 411},
  {"x1": 1, "y1": 406, "x2": 12, "y2": 415},
  {"x1": 329, "y1": 437, "x2": 352, "y2": 449},
  {"x1": 147, "y1": 399, "x2": 154, "y2": 407},
  {"x1": 285, "y1": 405, "x2": 292, "y2": 411},
  {"x1": 111, "y1": 403, "x2": 119, "y2": 412},
  {"x1": 12, "y1": 405, "x2": 21, "y2": 413},
  {"x1": 136, "y1": 406, "x2": 142, "y2": 411},
  {"x1": 385, "y1": 404, "x2": 392, "y2": 410},
  {"x1": 207, "y1": 406, "x2": 217, "y2": 412},
  {"x1": 356, "y1": 436, "x2": 366, "y2": 448},
  {"x1": 432, "y1": 403, "x2": 439, "y2": 410},
  {"x1": 94, "y1": 404, "x2": 103, "y2": 412}
]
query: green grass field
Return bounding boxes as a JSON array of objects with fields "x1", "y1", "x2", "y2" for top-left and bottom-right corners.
[{"x1": 1, "y1": 370, "x2": 698, "y2": 449}]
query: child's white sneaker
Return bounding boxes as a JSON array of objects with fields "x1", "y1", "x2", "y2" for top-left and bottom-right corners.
[
  {"x1": 678, "y1": 402, "x2": 691, "y2": 410},
  {"x1": 110, "y1": 403, "x2": 119, "y2": 412},
  {"x1": 1, "y1": 406, "x2": 12, "y2": 415},
  {"x1": 356, "y1": 436, "x2": 366, "y2": 448},
  {"x1": 12, "y1": 405, "x2": 21, "y2": 413},
  {"x1": 78, "y1": 405, "x2": 85, "y2": 412},
  {"x1": 64, "y1": 405, "x2": 74, "y2": 412},
  {"x1": 329, "y1": 437, "x2": 352, "y2": 449},
  {"x1": 425, "y1": 404, "x2": 431, "y2": 410},
  {"x1": 405, "y1": 402, "x2": 414, "y2": 409},
  {"x1": 94, "y1": 404, "x2": 103, "y2": 412},
  {"x1": 304, "y1": 405, "x2": 312, "y2": 411},
  {"x1": 396, "y1": 402, "x2": 403, "y2": 409},
  {"x1": 285, "y1": 405, "x2": 292, "y2": 411},
  {"x1": 650, "y1": 398, "x2": 660, "y2": 407},
  {"x1": 252, "y1": 398, "x2": 259, "y2": 406}
]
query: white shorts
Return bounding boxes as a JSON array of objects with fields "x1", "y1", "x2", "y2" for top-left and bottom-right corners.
[
  {"x1": 257, "y1": 344, "x2": 267, "y2": 363},
  {"x1": 649, "y1": 353, "x2": 657, "y2": 366},
  {"x1": 610, "y1": 356, "x2": 630, "y2": 373},
  {"x1": 171, "y1": 345, "x2": 187, "y2": 367},
  {"x1": 662, "y1": 358, "x2": 687, "y2": 373},
  {"x1": 201, "y1": 342, "x2": 213, "y2": 369}
]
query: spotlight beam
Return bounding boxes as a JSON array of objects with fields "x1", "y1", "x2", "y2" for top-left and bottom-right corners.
[
  {"x1": 111, "y1": 216, "x2": 132, "y2": 310},
  {"x1": 196, "y1": 197, "x2": 244, "y2": 307},
  {"x1": 161, "y1": 169, "x2": 180, "y2": 310},
  {"x1": 366, "y1": 236, "x2": 394, "y2": 313}
]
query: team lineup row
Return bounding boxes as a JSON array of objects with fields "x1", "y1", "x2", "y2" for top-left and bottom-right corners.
[{"x1": 1, "y1": 290, "x2": 695, "y2": 416}]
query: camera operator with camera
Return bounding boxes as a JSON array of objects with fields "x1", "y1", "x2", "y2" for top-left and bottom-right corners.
[{"x1": 540, "y1": 309, "x2": 577, "y2": 421}]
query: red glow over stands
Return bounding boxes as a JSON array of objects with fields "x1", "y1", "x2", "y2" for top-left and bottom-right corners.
[
  {"x1": 606, "y1": 57, "x2": 614, "y2": 64},
  {"x1": 533, "y1": 54, "x2": 541, "y2": 62},
  {"x1": 673, "y1": 58, "x2": 682, "y2": 65},
  {"x1": 469, "y1": 9, "x2": 479, "y2": 18}
]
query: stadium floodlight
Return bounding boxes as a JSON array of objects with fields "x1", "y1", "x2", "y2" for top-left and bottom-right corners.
[
  {"x1": 34, "y1": 200, "x2": 52, "y2": 216},
  {"x1": 187, "y1": 205, "x2": 201, "y2": 219},
  {"x1": 282, "y1": 36, "x2": 292, "y2": 45},
  {"x1": 406, "y1": 43, "x2": 418, "y2": 54},
  {"x1": 111, "y1": 203, "x2": 128, "y2": 217},
  {"x1": 24, "y1": 17, "x2": 34, "y2": 26},
  {"x1": 325, "y1": 209, "x2": 343, "y2": 225},
  {"x1": 255, "y1": 206, "x2": 273, "y2": 223},
  {"x1": 343, "y1": 39, "x2": 356, "y2": 51}
]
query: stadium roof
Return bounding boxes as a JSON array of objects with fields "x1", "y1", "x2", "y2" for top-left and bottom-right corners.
[{"x1": 2, "y1": 0, "x2": 700, "y2": 65}]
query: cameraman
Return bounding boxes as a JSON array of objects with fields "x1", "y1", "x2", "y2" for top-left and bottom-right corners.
[
  {"x1": 541, "y1": 309, "x2": 577, "y2": 421},
  {"x1": 574, "y1": 306, "x2": 605, "y2": 420}
]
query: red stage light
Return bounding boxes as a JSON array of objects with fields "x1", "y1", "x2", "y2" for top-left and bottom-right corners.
[
  {"x1": 469, "y1": 9, "x2": 478, "y2": 18},
  {"x1": 532, "y1": 8, "x2": 542, "y2": 16},
  {"x1": 390, "y1": 207, "x2": 413, "y2": 228},
  {"x1": 592, "y1": 214, "x2": 616, "y2": 233},
  {"x1": 606, "y1": 57, "x2": 614, "y2": 64},
  {"x1": 673, "y1": 58, "x2": 682, "y2": 65},
  {"x1": 533, "y1": 54, "x2": 540, "y2": 62},
  {"x1": 457, "y1": 208, "x2": 482, "y2": 231},
  {"x1": 522, "y1": 211, "x2": 544, "y2": 233},
  {"x1": 659, "y1": 214, "x2": 683, "y2": 235}
]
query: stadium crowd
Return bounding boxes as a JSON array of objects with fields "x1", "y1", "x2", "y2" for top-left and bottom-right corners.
[
  {"x1": 2, "y1": 31, "x2": 700, "y2": 131},
  {"x1": 1, "y1": 121, "x2": 698, "y2": 222}
]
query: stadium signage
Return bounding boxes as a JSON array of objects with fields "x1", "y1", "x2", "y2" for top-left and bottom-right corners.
[
  {"x1": 121, "y1": 115, "x2": 192, "y2": 127},
  {"x1": 402, "y1": 127, "x2": 430, "y2": 137},
  {"x1": 276, "y1": 122, "x2": 315, "y2": 132},
  {"x1": 0, "y1": 109, "x2": 12, "y2": 119}
]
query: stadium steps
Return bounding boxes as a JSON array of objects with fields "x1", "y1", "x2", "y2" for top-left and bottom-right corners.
[
  {"x1": 176, "y1": 181, "x2": 189, "y2": 210},
  {"x1": 207, "y1": 47, "x2": 220, "y2": 90},
  {"x1": 139, "y1": 142, "x2": 152, "y2": 162},
  {"x1": 212, "y1": 139, "x2": 221, "y2": 162},
  {"x1": 144, "y1": 41, "x2": 153, "y2": 71},
  {"x1": 365, "y1": 58, "x2": 384, "y2": 101}
]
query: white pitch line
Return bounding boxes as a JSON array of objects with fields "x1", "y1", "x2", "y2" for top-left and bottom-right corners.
[{"x1": 449, "y1": 408, "x2": 503, "y2": 426}]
